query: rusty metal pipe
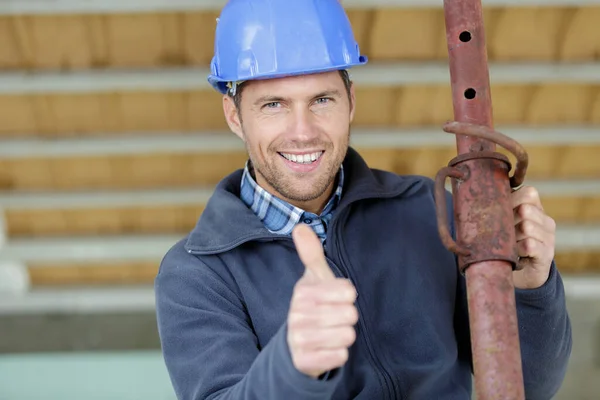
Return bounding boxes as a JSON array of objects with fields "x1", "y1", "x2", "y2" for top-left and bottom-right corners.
[{"x1": 435, "y1": 0, "x2": 527, "y2": 398}]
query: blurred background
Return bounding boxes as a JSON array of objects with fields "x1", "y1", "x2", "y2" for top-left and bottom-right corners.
[{"x1": 0, "y1": 0, "x2": 598, "y2": 399}]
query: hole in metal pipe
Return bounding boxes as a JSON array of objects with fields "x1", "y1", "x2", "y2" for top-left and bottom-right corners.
[
  {"x1": 464, "y1": 88, "x2": 476, "y2": 99},
  {"x1": 459, "y1": 31, "x2": 472, "y2": 42}
]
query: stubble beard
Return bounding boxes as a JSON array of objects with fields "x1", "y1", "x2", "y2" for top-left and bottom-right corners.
[{"x1": 244, "y1": 129, "x2": 350, "y2": 203}]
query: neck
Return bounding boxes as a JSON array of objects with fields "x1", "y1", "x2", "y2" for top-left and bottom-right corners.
[
  {"x1": 253, "y1": 170, "x2": 336, "y2": 215},
  {"x1": 290, "y1": 182, "x2": 335, "y2": 215}
]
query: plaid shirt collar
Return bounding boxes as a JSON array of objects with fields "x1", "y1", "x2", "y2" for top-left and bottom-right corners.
[{"x1": 240, "y1": 161, "x2": 344, "y2": 243}]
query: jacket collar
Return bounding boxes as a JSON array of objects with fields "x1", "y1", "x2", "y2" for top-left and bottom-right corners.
[{"x1": 184, "y1": 147, "x2": 425, "y2": 255}]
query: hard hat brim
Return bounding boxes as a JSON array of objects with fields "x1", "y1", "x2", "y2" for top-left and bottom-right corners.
[{"x1": 208, "y1": 56, "x2": 368, "y2": 95}]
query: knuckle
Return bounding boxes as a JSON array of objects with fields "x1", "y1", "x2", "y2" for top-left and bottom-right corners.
[
  {"x1": 289, "y1": 331, "x2": 300, "y2": 348},
  {"x1": 293, "y1": 352, "x2": 311, "y2": 369},
  {"x1": 547, "y1": 216, "x2": 557, "y2": 231},
  {"x1": 293, "y1": 331, "x2": 309, "y2": 347},
  {"x1": 343, "y1": 327, "x2": 357, "y2": 345},
  {"x1": 338, "y1": 280, "x2": 357, "y2": 299},
  {"x1": 287, "y1": 312, "x2": 304, "y2": 330},
  {"x1": 348, "y1": 306, "x2": 359, "y2": 324},
  {"x1": 341, "y1": 278, "x2": 355, "y2": 289},
  {"x1": 342, "y1": 305, "x2": 359, "y2": 324},
  {"x1": 523, "y1": 186, "x2": 539, "y2": 201},
  {"x1": 289, "y1": 296, "x2": 303, "y2": 311},
  {"x1": 292, "y1": 285, "x2": 311, "y2": 302},
  {"x1": 291, "y1": 284, "x2": 302, "y2": 299},
  {"x1": 337, "y1": 348, "x2": 349, "y2": 364},
  {"x1": 520, "y1": 220, "x2": 534, "y2": 235},
  {"x1": 518, "y1": 204, "x2": 534, "y2": 219},
  {"x1": 336, "y1": 278, "x2": 354, "y2": 290},
  {"x1": 523, "y1": 238, "x2": 536, "y2": 253}
]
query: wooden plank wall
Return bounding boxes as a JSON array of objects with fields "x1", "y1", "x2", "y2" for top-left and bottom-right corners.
[{"x1": 0, "y1": 5, "x2": 599, "y2": 285}]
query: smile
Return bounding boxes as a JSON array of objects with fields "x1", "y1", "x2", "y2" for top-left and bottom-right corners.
[{"x1": 279, "y1": 151, "x2": 324, "y2": 164}]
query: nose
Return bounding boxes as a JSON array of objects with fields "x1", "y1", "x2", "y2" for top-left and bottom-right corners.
[{"x1": 287, "y1": 106, "x2": 319, "y2": 142}]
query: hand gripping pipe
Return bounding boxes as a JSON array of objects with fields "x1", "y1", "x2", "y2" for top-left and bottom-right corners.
[{"x1": 434, "y1": 1, "x2": 529, "y2": 399}]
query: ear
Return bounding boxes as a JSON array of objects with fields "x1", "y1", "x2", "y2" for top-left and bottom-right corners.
[
  {"x1": 348, "y1": 82, "x2": 356, "y2": 123},
  {"x1": 223, "y1": 94, "x2": 244, "y2": 140}
]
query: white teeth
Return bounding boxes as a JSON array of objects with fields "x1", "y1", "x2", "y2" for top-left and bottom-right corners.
[{"x1": 281, "y1": 151, "x2": 323, "y2": 164}]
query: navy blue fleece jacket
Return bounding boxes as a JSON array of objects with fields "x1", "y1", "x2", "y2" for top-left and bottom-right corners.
[{"x1": 155, "y1": 147, "x2": 572, "y2": 399}]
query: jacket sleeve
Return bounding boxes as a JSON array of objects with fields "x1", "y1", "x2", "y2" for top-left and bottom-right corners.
[
  {"x1": 447, "y1": 191, "x2": 572, "y2": 399},
  {"x1": 154, "y1": 243, "x2": 343, "y2": 400},
  {"x1": 514, "y1": 261, "x2": 572, "y2": 399}
]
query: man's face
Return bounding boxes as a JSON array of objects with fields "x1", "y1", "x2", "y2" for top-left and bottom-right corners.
[{"x1": 223, "y1": 71, "x2": 355, "y2": 211}]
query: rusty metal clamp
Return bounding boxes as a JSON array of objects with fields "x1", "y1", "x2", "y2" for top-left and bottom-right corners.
[{"x1": 434, "y1": 121, "x2": 530, "y2": 258}]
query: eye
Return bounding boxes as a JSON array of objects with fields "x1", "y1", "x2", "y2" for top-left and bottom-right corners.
[
  {"x1": 263, "y1": 101, "x2": 281, "y2": 109},
  {"x1": 315, "y1": 97, "x2": 332, "y2": 105}
]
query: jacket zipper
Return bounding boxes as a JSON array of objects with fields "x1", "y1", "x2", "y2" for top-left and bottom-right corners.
[
  {"x1": 188, "y1": 215, "x2": 404, "y2": 398},
  {"x1": 329, "y1": 210, "x2": 401, "y2": 400},
  {"x1": 323, "y1": 252, "x2": 393, "y2": 399},
  {"x1": 245, "y1": 236, "x2": 398, "y2": 398}
]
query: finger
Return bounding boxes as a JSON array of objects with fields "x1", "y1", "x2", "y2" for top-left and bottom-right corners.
[
  {"x1": 288, "y1": 304, "x2": 359, "y2": 329},
  {"x1": 293, "y1": 224, "x2": 336, "y2": 281},
  {"x1": 515, "y1": 220, "x2": 554, "y2": 244},
  {"x1": 514, "y1": 204, "x2": 556, "y2": 233},
  {"x1": 290, "y1": 326, "x2": 357, "y2": 351},
  {"x1": 293, "y1": 348, "x2": 349, "y2": 377},
  {"x1": 293, "y1": 280, "x2": 357, "y2": 304},
  {"x1": 512, "y1": 186, "x2": 544, "y2": 211},
  {"x1": 516, "y1": 237, "x2": 549, "y2": 260}
]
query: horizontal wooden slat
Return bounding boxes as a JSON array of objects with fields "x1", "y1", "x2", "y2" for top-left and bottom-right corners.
[
  {"x1": 0, "y1": 151, "x2": 249, "y2": 190},
  {"x1": 1, "y1": 144, "x2": 598, "y2": 192},
  {"x1": 21, "y1": 250, "x2": 600, "y2": 287},
  {"x1": 28, "y1": 261, "x2": 159, "y2": 286},
  {"x1": 554, "y1": 251, "x2": 600, "y2": 274},
  {"x1": 0, "y1": 84, "x2": 597, "y2": 137},
  {"x1": 5, "y1": 204, "x2": 205, "y2": 237},
  {"x1": 0, "y1": 7, "x2": 598, "y2": 72},
  {"x1": 3, "y1": 191, "x2": 600, "y2": 238}
]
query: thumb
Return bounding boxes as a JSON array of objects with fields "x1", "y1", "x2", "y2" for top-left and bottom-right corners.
[{"x1": 292, "y1": 224, "x2": 336, "y2": 282}]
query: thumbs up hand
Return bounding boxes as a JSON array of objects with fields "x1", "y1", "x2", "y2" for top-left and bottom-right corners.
[{"x1": 287, "y1": 224, "x2": 359, "y2": 378}]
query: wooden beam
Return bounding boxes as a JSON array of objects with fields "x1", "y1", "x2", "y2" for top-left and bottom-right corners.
[
  {"x1": 28, "y1": 261, "x2": 159, "y2": 286},
  {"x1": 0, "y1": 84, "x2": 597, "y2": 136},
  {"x1": 0, "y1": 144, "x2": 598, "y2": 192},
  {"x1": 5, "y1": 204, "x2": 205, "y2": 237},
  {"x1": 20, "y1": 251, "x2": 600, "y2": 287}
]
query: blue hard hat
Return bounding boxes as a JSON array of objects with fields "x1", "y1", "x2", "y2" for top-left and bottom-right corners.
[{"x1": 207, "y1": 0, "x2": 368, "y2": 94}]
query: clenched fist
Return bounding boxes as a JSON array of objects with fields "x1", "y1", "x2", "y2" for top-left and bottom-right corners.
[{"x1": 287, "y1": 224, "x2": 359, "y2": 378}]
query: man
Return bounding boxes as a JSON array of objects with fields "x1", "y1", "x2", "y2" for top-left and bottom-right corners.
[{"x1": 155, "y1": 1, "x2": 572, "y2": 399}]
